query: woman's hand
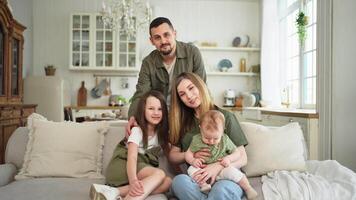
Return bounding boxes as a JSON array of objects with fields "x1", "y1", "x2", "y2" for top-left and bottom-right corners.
[
  {"x1": 128, "y1": 179, "x2": 144, "y2": 197},
  {"x1": 192, "y1": 162, "x2": 224, "y2": 185},
  {"x1": 193, "y1": 148, "x2": 211, "y2": 161}
]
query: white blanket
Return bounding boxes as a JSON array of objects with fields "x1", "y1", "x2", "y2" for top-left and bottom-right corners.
[{"x1": 261, "y1": 160, "x2": 356, "y2": 200}]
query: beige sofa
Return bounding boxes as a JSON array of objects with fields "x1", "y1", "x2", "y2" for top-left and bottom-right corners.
[
  {"x1": 0, "y1": 121, "x2": 174, "y2": 200},
  {"x1": 0, "y1": 120, "x2": 268, "y2": 200}
]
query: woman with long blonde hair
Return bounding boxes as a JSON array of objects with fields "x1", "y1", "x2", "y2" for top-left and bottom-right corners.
[{"x1": 168, "y1": 72, "x2": 249, "y2": 200}]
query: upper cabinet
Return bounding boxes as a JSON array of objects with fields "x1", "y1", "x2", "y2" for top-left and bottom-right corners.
[
  {"x1": 0, "y1": 0, "x2": 25, "y2": 104},
  {"x1": 69, "y1": 13, "x2": 139, "y2": 72}
]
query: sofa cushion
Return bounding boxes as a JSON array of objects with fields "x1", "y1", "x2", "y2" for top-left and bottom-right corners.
[
  {"x1": 0, "y1": 178, "x2": 167, "y2": 200},
  {"x1": 240, "y1": 122, "x2": 307, "y2": 177},
  {"x1": 0, "y1": 178, "x2": 103, "y2": 200},
  {"x1": 15, "y1": 115, "x2": 109, "y2": 180}
]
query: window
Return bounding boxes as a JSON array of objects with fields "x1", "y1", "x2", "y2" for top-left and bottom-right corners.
[
  {"x1": 69, "y1": 13, "x2": 138, "y2": 70},
  {"x1": 279, "y1": 0, "x2": 317, "y2": 108}
]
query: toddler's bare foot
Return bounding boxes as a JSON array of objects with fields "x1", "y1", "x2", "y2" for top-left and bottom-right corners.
[
  {"x1": 200, "y1": 183, "x2": 211, "y2": 194},
  {"x1": 245, "y1": 187, "x2": 258, "y2": 199}
]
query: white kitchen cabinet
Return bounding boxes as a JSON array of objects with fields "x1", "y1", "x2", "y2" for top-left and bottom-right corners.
[
  {"x1": 69, "y1": 13, "x2": 139, "y2": 72},
  {"x1": 233, "y1": 108, "x2": 319, "y2": 160}
]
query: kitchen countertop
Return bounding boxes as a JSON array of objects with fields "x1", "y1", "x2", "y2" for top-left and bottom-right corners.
[
  {"x1": 224, "y1": 106, "x2": 318, "y2": 118},
  {"x1": 65, "y1": 105, "x2": 124, "y2": 110}
]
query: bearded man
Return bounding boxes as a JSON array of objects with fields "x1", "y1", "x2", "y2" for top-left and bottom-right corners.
[{"x1": 126, "y1": 17, "x2": 206, "y2": 133}]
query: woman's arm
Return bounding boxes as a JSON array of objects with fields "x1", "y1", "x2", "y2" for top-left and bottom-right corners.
[
  {"x1": 223, "y1": 145, "x2": 248, "y2": 168},
  {"x1": 192, "y1": 162, "x2": 224, "y2": 185},
  {"x1": 184, "y1": 148, "x2": 195, "y2": 165},
  {"x1": 168, "y1": 145, "x2": 185, "y2": 164}
]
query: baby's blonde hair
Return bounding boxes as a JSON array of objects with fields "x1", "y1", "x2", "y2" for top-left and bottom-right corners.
[{"x1": 200, "y1": 110, "x2": 225, "y2": 133}]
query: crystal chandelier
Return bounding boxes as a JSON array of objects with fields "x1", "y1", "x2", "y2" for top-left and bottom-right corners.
[{"x1": 101, "y1": 0, "x2": 152, "y2": 36}]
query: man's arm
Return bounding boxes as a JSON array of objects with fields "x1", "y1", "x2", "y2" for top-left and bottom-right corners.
[
  {"x1": 128, "y1": 60, "x2": 152, "y2": 118},
  {"x1": 191, "y1": 45, "x2": 206, "y2": 82}
]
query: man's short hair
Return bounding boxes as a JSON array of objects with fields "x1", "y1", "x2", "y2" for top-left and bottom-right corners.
[{"x1": 149, "y1": 17, "x2": 174, "y2": 35}]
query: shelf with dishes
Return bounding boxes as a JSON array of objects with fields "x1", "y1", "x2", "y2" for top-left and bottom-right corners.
[
  {"x1": 198, "y1": 46, "x2": 260, "y2": 52},
  {"x1": 206, "y1": 71, "x2": 259, "y2": 76},
  {"x1": 199, "y1": 46, "x2": 260, "y2": 76}
]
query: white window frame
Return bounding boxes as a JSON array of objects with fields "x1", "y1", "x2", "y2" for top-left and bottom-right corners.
[{"x1": 278, "y1": 0, "x2": 317, "y2": 109}]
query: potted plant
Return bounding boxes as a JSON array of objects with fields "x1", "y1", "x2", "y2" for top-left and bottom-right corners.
[
  {"x1": 44, "y1": 65, "x2": 56, "y2": 76},
  {"x1": 296, "y1": 11, "x2": 309, "y2": 46}
]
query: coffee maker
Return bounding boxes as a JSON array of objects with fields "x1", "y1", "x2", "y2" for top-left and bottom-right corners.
[{"x1": 224, "y1": 89, "x2": 236, "y2": 107}]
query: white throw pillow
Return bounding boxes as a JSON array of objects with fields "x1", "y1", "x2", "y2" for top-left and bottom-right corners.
[
  {"x1": 240, "y1": 122, "x2": 307, "y2": 177},
  {"x1": 15, "y1": 114, "x2": 109, "y2": 180}
]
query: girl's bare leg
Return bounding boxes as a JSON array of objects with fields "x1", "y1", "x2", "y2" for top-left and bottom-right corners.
[
  {"x1": 150, "y1": 176, "x2": 172, "y2": 194},
  {"x1": 123, "y1": 167, "x2": 166, "y2": 200}
]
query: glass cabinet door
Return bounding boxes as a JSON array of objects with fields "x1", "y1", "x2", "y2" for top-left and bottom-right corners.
[
  {"x1": 11, "y1": 39, "x2": 19, "y2": 96},
  {"x1": 118, "y1": 31, "x2": 136, "y2": 68},
  {"x1": 0, "y1": 26, "x2": 4, "y2": 96},
  {"x1": 72, "y1": 14, "x2": 90, "y2": 67},
  {"x1": 95, "y1": 16, "x2": 113, "y2": 67},
  {"x1": 70, "y1": 13, "x2": 138, "y2": 70}
]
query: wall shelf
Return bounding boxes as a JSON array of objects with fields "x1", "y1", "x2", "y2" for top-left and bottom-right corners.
[
  {"x1": 207, "y1": 72, "x2": 259, "y2": 76},
  {"x1": 198, "y1": 46, "x2": 260, "y2": 52}
]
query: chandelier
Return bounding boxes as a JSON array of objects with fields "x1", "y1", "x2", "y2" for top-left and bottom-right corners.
[{"x1": 101, "y1": 0, "x2": 152, "y2": 37}]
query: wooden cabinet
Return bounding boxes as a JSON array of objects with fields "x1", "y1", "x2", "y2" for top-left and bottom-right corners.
[
  {"x1": 0, "y1": 0, "x2": 37, "y2": 163},
  {"x1": 0, "y1": 0, "x2": 25, "y2": 104},
  {"x1": 0, "y1": 104, "x2": 36, "y2": 163},
  {"x1": 233, "y1": 108, "x2": 319, "y2": 160}
]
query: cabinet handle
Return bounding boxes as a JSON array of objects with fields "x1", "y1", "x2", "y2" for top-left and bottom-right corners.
[{"x1": 289, "y1": 118, "x2": 294, "y2": 122}]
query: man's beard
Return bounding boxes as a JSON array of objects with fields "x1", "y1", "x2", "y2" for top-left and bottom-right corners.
[
  {"x1": 160, "y1": 49, "x2": 173, "y2": 56},
  {"x1": 160, "y1": 44, "x2": 173, "y2": 56}
]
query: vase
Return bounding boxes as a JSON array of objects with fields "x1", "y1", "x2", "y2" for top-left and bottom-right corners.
[{"x1": 77, "y1": 81, "x2": 87, "y2": 106}]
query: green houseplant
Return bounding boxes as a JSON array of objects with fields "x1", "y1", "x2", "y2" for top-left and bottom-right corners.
[{"x1": 296, "y1": 11, "x2": 309, "y2": 46}]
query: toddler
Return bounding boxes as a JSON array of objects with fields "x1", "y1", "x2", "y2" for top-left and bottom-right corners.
[{"x1": 185, "y1": 110, "x2": 258, "y2": 199}]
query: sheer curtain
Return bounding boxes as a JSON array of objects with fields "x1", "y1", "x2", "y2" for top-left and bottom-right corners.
[{"x1": 260, "y1": 0, "x2": 281, "y2": 107}]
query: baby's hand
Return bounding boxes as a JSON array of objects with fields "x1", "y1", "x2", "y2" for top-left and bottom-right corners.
[
  {"x1": 192, "y1": 158, "x2": 204, "y2": 168},
  {"x1": 219, "y1": 157, "x2": 231, "y2": 167}
]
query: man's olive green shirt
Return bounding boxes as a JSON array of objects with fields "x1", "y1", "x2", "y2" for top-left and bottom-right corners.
[{"x1": 128, "y1": 41, "x2": 206, "y2": 117}]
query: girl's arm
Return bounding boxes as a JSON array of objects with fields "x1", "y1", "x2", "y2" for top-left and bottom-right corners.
[
  {"x1": 168, "y1": 145, "x2": 185, "y2": 164},
  {"x1": 126, "y1": 142, "x2": 144, "y2": 197},
  {"x1": 127, "y1": 142, "x2": 139, "y2": 183}
]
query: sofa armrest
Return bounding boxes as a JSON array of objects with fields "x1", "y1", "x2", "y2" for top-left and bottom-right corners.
[{"x1": 0, "y1": 163, "x2": 17, "y2": 187}]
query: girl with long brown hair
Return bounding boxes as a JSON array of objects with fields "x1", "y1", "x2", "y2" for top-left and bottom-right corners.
[{"x1": 90, "y1": 90, "x2": 171, "y2": 200}]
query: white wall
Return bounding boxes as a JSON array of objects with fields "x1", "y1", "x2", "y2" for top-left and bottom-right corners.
[
  {"x1": 9, "y1": 0, "x2": 260, "y2": 106},
  {"x1": 8, "y1": 0, "x2": 33, "y2": 77},
  {"x1": 331, "y1": 0, "x2": 356, "y2": 171}
]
